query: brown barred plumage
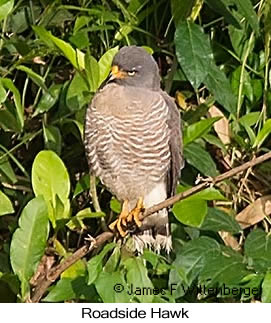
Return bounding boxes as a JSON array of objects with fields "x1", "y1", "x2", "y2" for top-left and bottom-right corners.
[{"x1": 84, "y1": 46, "x2": 183, "y2": 253}]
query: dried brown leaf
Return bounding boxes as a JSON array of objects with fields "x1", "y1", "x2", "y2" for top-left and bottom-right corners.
[
  {"x1": 209, "y1": 105, "x2": 230, "y2": 145},
  {"x1": 235, "y1": 195, "x2": 271, "y2": 229}
]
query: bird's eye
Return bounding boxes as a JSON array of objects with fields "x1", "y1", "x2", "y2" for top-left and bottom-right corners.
[{"x1": 127, "y1": 70, "x2": 136, "y2": 76}]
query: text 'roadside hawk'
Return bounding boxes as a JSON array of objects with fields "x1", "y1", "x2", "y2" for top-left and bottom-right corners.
[{"x1": 84, "y1": 46, "x2": 183, "y2": 253}]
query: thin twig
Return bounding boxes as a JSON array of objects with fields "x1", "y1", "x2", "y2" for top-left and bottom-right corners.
[{"x1": 29, "y1": 151, "x2": 271, "y2": 303}]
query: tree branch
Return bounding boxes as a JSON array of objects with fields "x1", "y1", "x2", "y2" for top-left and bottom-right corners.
[{"x1": 29, "y1": 151, "x2": 271, "y2": 303}]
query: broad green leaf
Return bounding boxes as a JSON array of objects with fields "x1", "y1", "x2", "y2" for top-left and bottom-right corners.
[
  {"x1": 171, "y1": 0, "x2": 196, "y2": 24},
  {"x1": 235, "y1": 0, "x2": 259, "y2": 34},
  {"x1": 33, "y1": 26, "x2": 85, "y2": 69},
  {"x1": 34, "y1": 84, "x2": 62, "y2": 116},
  {"x1": 253, "y1": 119, "x2": 271, "y2": 148},
  {"x1": 262, "y1": 271, "x2": 271, "y2": 303},
  {"x1": 173, "y1": 197, "x2": 207, "y2": 227},
  {"x1": 32, "y1": 150, "x2": 70, "y2": 226},
  {"x1": 200, "y1": 208, "x2": 241, "y2": 233},
  {"x1": 231, "y1": 66, "x2": 253, "y2": 105},
  {"x1": 87, "y1": 243, "x2": 116, "y2": 285},
  {"x1": 205, "y1": 63, "x2": 237, "y2": 114},
  {"x1": 73, "y1": 174, "x2": 90, "y2": 198},
  {"x1": 205, "y1": 0, "x2": 241, "y2": 28},
  {"x1": 199, "y1": 248, "x2": 250, "y2": 287},
  {"x1": 1, "y1": 78, "x2": 23, "y2": 130},
  {"x1": 239, "y1": 112, "x2": 260, "y2": 127},
  {"x1": 177, "y1": 185, "x2": 226, "y2": 201},
  {"x1": 32, "y1": 150, "x2": 70, "y2": 203},
  {"x1": 184, "y1": 142, "x2": 218, "y2": 176},
  {"x1": 61, "y1": 258, "x2": 86, "y2": 279},
  {"x1": 66, "y1": 72, "x2": 90, "y2": 111},
  {"x1": 110, "y1": 198, "x2": 121, "y2": 213},
  {"x1": 43, "y1": 276, "x2": 97, "y2": 302},
  {"x1": 193, "y1": 187, "x2": 227, "y2": 201},
  {"x1": 244, "y1": 229, "x2": 271, "y2": 272},
  {"x1": 10, "y1": 196, "x2": 48, "y2": 299},
  {"x1": 0, "y1": 190, "x2": 14, "y2": 216},
  {"x1": 32, "y1": 25, "x2": 55, "y2": 49},
  {"x1": 85, "y1": 52, "x2": 100, "y2": 92},
  {"x1": 98, "y1": 46, "x2": 119, "y2": 85},
  {"x1": 0, "y1": 151, "x2": 18, "y2": 184},
  {"x1": 67, "y1": 208, "x2": 105, "y2": 230},
  {"x1": 104, "y1": 245, "x2": 121, "y2": 272},
  {"x1": 169, "y1": 237, "x2": 220, "y2": 297},
  {"x1": 175, "y1": 20, "x2": 213, "y2": 88},
  {"x1": 124, "y1": 257, "x2": 154, "y2": 302},
  {"x1": 16, "y1": 65, "x2": 47, "y2": 92},
  {"x1": 0, "y1": 80, "x2": 6, "y2": 103},
  {"x1": 0, "y1": 0, "x2": 14, "y2": 21},
  {"x1": 95, "y1": 271, "x2": 130, "y2": 302},
  {"x1": 183, "y1": 117, "x2": 221, "y2": 146},
  {"x1": 43, "y1": 125, "x2": 62, "y2": 155}
]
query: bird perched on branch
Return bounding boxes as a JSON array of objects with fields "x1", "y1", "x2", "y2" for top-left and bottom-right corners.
[{"x1": 84, "y1": 46, "x2": 183, "y2": 253}]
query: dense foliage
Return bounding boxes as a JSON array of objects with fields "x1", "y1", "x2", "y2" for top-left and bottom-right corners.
[{"x1": 0, "y1": 0, "x2": 271, "y2": 303}]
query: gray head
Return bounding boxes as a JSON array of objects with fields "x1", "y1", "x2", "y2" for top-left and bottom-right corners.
[{"x1": 110, "y1": 46, "x2": 160, "y2": 90}]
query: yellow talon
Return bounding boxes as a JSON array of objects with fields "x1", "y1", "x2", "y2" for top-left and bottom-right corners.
[
  {"x1": 109, "y1": 198, "x2": 144, "y2": 237},
  {"x1": 127, "y1": 197, "x2": 143, "y2": 227}
]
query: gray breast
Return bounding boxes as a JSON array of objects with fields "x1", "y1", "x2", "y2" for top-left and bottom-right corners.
[{"x1": 84, "y1": 84, "x2": 171, "y2": 202}]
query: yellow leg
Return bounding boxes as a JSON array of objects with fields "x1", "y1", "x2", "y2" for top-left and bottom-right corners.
[
  {"x1": 109, "y1": 198, "x2": 144, "y2": 237},
  {"x1": 109, "y1": 200, "x2": 129, "y2": 237},
  {"x1": 127, "y1": 197, "x2": 143, "y2": 228}
]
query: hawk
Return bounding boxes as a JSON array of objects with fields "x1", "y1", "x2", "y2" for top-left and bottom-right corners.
[{"x1": 84, "y1": 46, "x2": 183, "y2": 253}]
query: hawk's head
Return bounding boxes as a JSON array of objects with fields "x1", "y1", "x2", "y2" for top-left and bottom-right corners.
[{"x1": 109, "y1": 46, "x2": 160, "y2": 90}]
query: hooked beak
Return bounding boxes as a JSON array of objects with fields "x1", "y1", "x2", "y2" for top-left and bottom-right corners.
[{"x1": 108, "y1": 65, "x2": 127, "y2": 81}]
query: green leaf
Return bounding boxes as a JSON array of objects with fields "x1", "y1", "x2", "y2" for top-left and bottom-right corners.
[
  {"x1": 235, "y1": 0, "x2": 259, "y2": 34},
  {"x1": 67, "y1": 208, "x2": 105, "y2": 230},
  {"x1": 66, "y1": 72, "x2": 90, "y2": 111},
  {"x1": 199, "y1": 248, "x2": 250, "y2": 287},
  {"x1": 184, "y1": 142, "x2": 218, "y2": 176},
  {"x1": 32, "y1": 150, "x2": 70, "y2": 226},
  {"x1": 205, "y1": 0, "x2": 241, "y2": 28},
  {"x1": 262, "y1": 271, "x2": 271, "y2": 303},
  {"x1": 253, "y1": 119, "x2": 271, "y2": 148},
  {"x1": 87, "y1": 243, "x2": 116, "y2": 285},
  {"x1": 1, "y1": 78, "x2": 23, "y2": 130},
  {"x1": 239, "y1": 112, "x2": 260, "y2": 127},
  {"x1": 175, "y1": 20, "x2": 213, "y2": 88},
  {"x1": 0, "y1": 0, "x2": 14, "y2": 21},
  {"x1": 171, "y1": 0, "x2": 196, "y2": 24},
  {"x1": 10, "y1": 196, "x2": 48, "y2": 299},
  {"x1": 33, "y1": 26, "x2": 85, "y2": 69},
  {"x1": 16, "y1": 65, "x2": 48, "y2": 92},
  {"x1": 73, "y1": 174, "x2": 90, "y2": 198},
  {"x1": 98, "y1": 46, "x2": 119, "y2": 86},
  {"x1": 193, "y1": 187, "x2": 227, "y2": 201},
  {"x1": 43, "y1": 276, "x2": 97, "y2": 302},
  {"x1": 110, "y1": 198, "x2": 121, "y2": 213},
  {"x1": 244, "y1": 229, "x2": 271, "y2": 272},
  {"x1": 183, "y1": 117, "x2": 221, "y2": 146},
  {"x1": 200, "y1": 208, "x2": 241, "y2": 233},
  {"x1": 0, "y1": 79, "x2": 6, "y2": 103},
  {"x1": 43, "y1": 125, "x2": 62, "y2": 155},
  {"x1": 85, "y1": 52, "x2": 100, "y2": 92},
  {"x1": 0, "y1": 151, "x2": 17, "y2": 184},
  {"x1": 95, "y1": 271, "x2": 130, "y2": 302},
  {"x1": 34, "y1": 84, "x2": 62, "y2": 116},
  {"x1": 205, "y1": 63, "x2": 237, "y2": 114},
  {"x1": 124, "y1": 257, "x2": 154, "y2": 302},
  {"x1": 0, "y1": 190, "x2": 14, "y2": 216},
  {"x1": 173, "y1": 197, "x2": 207, "y2": 227},
  {"x1": 169, "y1": 237, "x2": 220, "y2": 297}
]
